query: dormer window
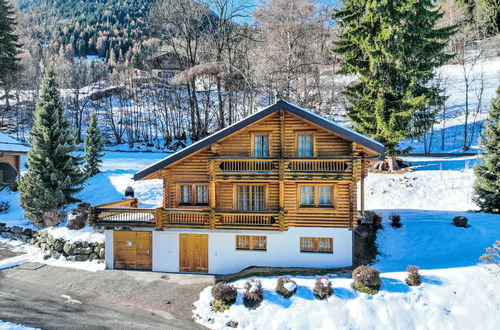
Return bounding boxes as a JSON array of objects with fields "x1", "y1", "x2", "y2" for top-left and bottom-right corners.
[{"x1": 252, "y1": 133, "x2": 269, "y2": 157}]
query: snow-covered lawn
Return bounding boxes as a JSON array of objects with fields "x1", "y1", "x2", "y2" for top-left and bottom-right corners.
[{"x1": 0, "y1": 320, "x2": 38, "y2": 330}]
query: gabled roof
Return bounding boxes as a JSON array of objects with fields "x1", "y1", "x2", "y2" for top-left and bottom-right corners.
[
  {"x1": 0, "y1": 132, "x2": 30, "y2": 154},
  {"x1": 134, "y1": 100, "x2": 385, "y2": 180}
]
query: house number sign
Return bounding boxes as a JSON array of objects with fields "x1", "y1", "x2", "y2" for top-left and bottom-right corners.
[{"x1": 126, "y1": 241, "x2": 133, "y2": 246}]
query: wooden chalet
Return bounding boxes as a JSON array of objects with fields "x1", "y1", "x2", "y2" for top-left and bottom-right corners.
[
  {"x1": 0, "y1": 132, "x2": 29, "y2": 186},
  {"x1": 91, "y1": 100, "x2": 384, "y2": 274}
]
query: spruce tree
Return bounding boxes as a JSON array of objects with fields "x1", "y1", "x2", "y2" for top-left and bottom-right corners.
[
  {"x1": 84, "y1": 111, "x2": 105, "y2": 177},
  {"x1": 0, "y1": 0, "x2": 20, "y2": 98},
  {"x1": 333, "y1": 0, "x2": 455, "y2": 154},
  {"x1": 18, "y1": 69, "x2": 84, "y2": 226},
  {"x1": 473, "y1": 85, "x2": 500, "y2": 213}
]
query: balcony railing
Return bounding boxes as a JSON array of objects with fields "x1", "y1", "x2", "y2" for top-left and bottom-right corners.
[{"x1": 90, "y1": 204, "x2": 280, "y2": 230}]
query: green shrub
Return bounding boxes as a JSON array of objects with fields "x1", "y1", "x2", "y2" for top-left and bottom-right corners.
[
  {"x1": 390, "y1": 214, "x2": 402, "y2": 228},
  {"x1": 352, "y1": 265, "x2": 381, "y2": 294},
  {"x1": 405, "y1": 265, "x2": 422, "y2": 286},
  {"x1": 453, "y1": 216, "x2": 468, "y2": 228},
  {"x1": 313, "y1": 277, "x2": 333, "y2": 300},
  {"x1": 211, "y1": 299, "x2": 232, "y2": 312},
  {"x1": 276, "y1": 277, "x2": 297, "y2": 298},
  {"x1": 243, "y1": 279, "x2": 263, "y2": 309}
]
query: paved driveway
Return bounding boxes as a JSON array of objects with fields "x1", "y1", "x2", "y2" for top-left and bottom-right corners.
[{"x1": 0, "y1": 241, "x2": 211, "y2": 329}]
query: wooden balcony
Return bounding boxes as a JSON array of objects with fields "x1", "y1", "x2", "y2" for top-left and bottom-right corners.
[
  {"x1": 90, "y1": 202, "x2": 280, "y2": 230},
  {"x1": 212, "y1": 157, "x2": 354, "y2": 181}
]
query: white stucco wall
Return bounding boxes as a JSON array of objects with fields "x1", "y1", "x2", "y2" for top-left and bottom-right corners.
[
  {"x1": 151, "y1": 227, "x2": 352, "y2": 274},
  {"x1": 104, "y1": 229, "x2": 114, "y2": 269}
]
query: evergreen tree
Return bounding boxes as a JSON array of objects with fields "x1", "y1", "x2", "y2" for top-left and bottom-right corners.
[
  {"x1": 18, "y1": 69, "x2": 84, "y2": 227},
  {"x1": 84, "y1": 112, "x2": 105, "y2": 177},
  {"x1": 0, "y1": 0, "x2": 20, "y2": 99},
  {"x1": 333, "y1": 0, "x2": 455, "y2": 154},
  {"x1": 473, "y1": 85, "x2": 500, "y2": 213}
]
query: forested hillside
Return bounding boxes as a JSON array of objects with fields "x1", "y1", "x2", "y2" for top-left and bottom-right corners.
[{"x1": 16, "y1": 0, "x2": 151, "y2": 58}]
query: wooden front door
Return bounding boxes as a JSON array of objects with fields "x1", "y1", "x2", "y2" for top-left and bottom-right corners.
[
  {"x1": 179, "y1": 233, "x2": 208, "y2": 272},
  {"x1": 114, "y1": 231, "x2": 152, "y2": 270}
]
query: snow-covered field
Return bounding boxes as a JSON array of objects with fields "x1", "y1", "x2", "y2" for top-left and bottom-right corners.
[{"x1": 0, "y1": 320, "x2": 37, "y2": 330}]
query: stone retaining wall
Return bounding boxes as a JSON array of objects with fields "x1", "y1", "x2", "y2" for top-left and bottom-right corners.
[{"x1": 0, "y1": 222, "x2": 104, "y2": 262}]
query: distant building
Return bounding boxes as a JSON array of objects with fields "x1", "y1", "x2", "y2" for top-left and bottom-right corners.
[
  {"x1": 0, "y1": 133, "x2": 29, "y2": 186},
  {"x1": 146, "y1": 47, "x2": 185, "y2": 79}
]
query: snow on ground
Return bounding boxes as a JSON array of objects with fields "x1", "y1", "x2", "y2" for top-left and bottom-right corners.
[
  {"x1": 0, "y1": 320, "x2": 38, "y2": 330},
  {"x1": 193, "y1": 156, "x2": 500, "y2": 329},
  {"x1": 0, "y1": 237, "x2": 104, "y2": 272}
]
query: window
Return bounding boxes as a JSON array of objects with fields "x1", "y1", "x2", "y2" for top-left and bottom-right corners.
[
  {"x1": 298, "y1": 184, "x2": 335, "y2": 208},
  {"x1": 253, "y1": 134, "x2": 269, "y2": 157},
  {"x1": 178, "y1": 184, "x2": 209, "y2": 205},
  {"x1": 236, "y1": 235, "x2": 267, "y2": 251},
  {"x1": 300, "y1": 237, "x2": 333, "y2": 253},
  {"x1": 297, "y1": 134, "x2": 313, "y2": 156},
  {"x1": 236, "y1": 185, "x2": 265, "y2": 211}
]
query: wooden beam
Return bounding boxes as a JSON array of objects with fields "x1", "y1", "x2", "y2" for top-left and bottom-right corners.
[
  {"x1": 209, "y1": 159, "x2": 216, "y2": 229},
  {"x1": 360, "y1": 158, "x2": 365, "y2": 217}
]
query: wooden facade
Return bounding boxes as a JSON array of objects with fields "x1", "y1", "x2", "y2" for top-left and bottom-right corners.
[{"x1": 91, "y1": 101, "x2": 384, "y2": 232}]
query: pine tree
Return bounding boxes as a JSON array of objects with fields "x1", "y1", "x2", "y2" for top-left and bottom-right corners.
[
  {"x1": 473, "y1": 85, "x2": 500, "y2": 213},
  {"x1": 18, "y1": 69, "x2": 85, "y2": 227},
  {"x1": 0, "y1": 0, "x2": 20, "y2": 104},
  {"x1": 84, "y1": 112, "x2": 105, "y2": 177},
  {"x1": 333, "y1": 0, "x2": 455, "y2": 154}
]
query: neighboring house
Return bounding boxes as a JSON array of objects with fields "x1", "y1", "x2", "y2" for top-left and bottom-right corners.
[
  {"x1": 91, "y1": 100, "x2": 385, "y2": 274},
  {"x1": 0, "y1": 132, "x2": 29, "y2": 186}
]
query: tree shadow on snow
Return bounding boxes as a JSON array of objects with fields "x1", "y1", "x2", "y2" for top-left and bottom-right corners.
[
  {"x1": 334, "y1": 287, "x2": 358, "y2": 300},
  {"x1": 263, "y1": 291, "x2": 293, "y2": 308},
  {"x1": 381, "y1": 278, "x2": 410, "y2": 293},
  {"x1": 421, "y1": 275, "x2": 443, "y2": 286}
]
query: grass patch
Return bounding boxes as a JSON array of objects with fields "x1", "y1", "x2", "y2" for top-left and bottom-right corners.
[{"x1": 354, "y1": 283, "x2": 379, "y2": 295}]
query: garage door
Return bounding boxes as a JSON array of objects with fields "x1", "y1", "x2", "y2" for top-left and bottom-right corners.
[
  {"x1": 179, "y1": 233, "x2": 208, "y2": 272},
  {"x1": 114, "y1": 231, "x2": 152, "y2": 270}
]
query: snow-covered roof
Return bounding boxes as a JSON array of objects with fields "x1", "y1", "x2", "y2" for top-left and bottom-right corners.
[
  {"x1": 134, "y1": 100, "x2": 385, "y2": 180},
  {"x1": 0, "y1": 132, "x2": 30, "y2": 154}
]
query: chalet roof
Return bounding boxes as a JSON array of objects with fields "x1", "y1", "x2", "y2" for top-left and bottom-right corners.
[
  {"x1": 134, "y1": 100, "x2": 385, "y2": 180},
  {"x1": 0, "y1": 132, "x2": 30, "y2": 154}
]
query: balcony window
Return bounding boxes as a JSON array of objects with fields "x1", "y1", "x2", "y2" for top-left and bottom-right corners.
[
  {"x1": 236, "y1": 185, "x2": 265, "y2": 211},
  {"x1": 236, "y1": 235, "x2": 267, "y2": 251},
  {"x1": 298, "y1": 184, "x2": 335, "y2": 208},
  {"x1": 300, "y1": 237, "x2": 333, "y2": 253},
  {"x1": 297, "y1": 134, "x2": 313, "y2": 156},
  {"x1": 254, "y1": 134, "x2": 269, "y2": 157},
  {"x1": 178, "y1": 184, "x2": 208, "y2": 205}
]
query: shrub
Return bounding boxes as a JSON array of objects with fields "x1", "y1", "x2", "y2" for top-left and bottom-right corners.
[
  {"x1": 313, "y1": 277, "x2": 333, "y2": 300},
  {"x1": 0, "y1": 201, "x2": 9, "y2": 214},
  {"x1": 243, "y1": 279, "x2": 263, "y2": 309},
  {"x1": 390, "y1": 214, "x2": 402, "y2": 228},
  {"x1": 364, "y1": 211, "x2": 383, "y2": 229},
  {"x1": 275, "y1": 277, "x2": 297, "y2": 298},
  {"x1": 67, "y1": 203, "x2": 91, "y2": 230},
  {"x1": 42, "y1": 208, "x2": 65, "y2": 227},
  {"x1": 405, "y1": 266, "x2": 422, "y2": 286},
  {"x1": 480, "y1": 240, "x2": 500, "y2": 270},
  {"x1": 211, "y1": 281, "x2": 237, "y2": 312},
  {"x1": 453, "y1": 216, "x2": 468, "y2": 228},
  {"x1": 352, "y1": 265, "x2": 381, "y2": 294}
]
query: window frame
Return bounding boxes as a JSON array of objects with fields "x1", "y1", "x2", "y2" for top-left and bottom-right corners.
[
  {"x1": 294, "y1": 130, "x2": 316, "y2": 157},
  {"x1": 236, "y1": 235, "x2": 267, "y2": 251},
  {"x1": 176, "y1": 183, "x2": 209, "y2": 206},
  {"x1": 233, "y1": 183, "x2": 267, "y2": 211},
  {"x1": 297, "y1": 184, "x2": 337, "y2": 209},
  {"x1": 300, "y1": 237, "x2": 334, "y2": 253},
  {"x1": 250, "y1": 131, "x2": 271, "y2": 157}
]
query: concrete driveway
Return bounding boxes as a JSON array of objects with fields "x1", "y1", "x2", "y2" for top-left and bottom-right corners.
[{"x1": 0, "y1": 241, "x2": 212, "y2": 329}]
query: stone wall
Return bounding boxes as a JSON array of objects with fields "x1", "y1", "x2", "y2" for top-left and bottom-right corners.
[{"x1": 0, "y1": 222, "x2": 104, "y2": 262}]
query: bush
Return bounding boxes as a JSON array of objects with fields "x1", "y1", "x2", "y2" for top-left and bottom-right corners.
[
  {"x1": 67, "y1": 203, "x2": 91, "y2": 230},
  {"x1": 0, "y1": 201, "x2": 9, "y2": 214},
  {"x1": 453, "y1": 216, "x2": 468, "y2": 228},
  {"x1": 243, "y1": 279, "x2": 263, "y2": 309},
  {"x1": 405, "y1": 266, "x2": 422, "y2": 286},
  {"x1": 276, "y1": 277, "x2": 297, "y2": 298},
  {"x1": 42, "y1": 208, "x2": 65, "y2": 227},
  {"x1": 480, "y1": 240, "x2": 500, "y2": 270},
  {"x1": 313, "y1": 277, "x2": 333, "y2": 300},
  {"x1": 211, "y1": 281, "x2": 237, "y2": 312},
  {"x1": 352, "y1": 266, "x2": 381, "y2": 294},
  {"x1": 390, "y1": 214, "x2": 402, "y2": 228},
  {"x1": 364, "y1": 211, "x2": 383, "y2": 229}
]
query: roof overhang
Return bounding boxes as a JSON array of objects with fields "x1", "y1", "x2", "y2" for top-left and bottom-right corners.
[{"x1": 134, "y1": 100, "x2": 385, "y2": 181}]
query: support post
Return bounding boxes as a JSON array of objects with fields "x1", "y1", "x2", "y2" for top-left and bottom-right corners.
[
  {"x1": 209, "y1": 159, "x2": 217, "y2": 230},
  {"x1": 360, "y1": 158, "x2": 365, "y2": 217}
]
